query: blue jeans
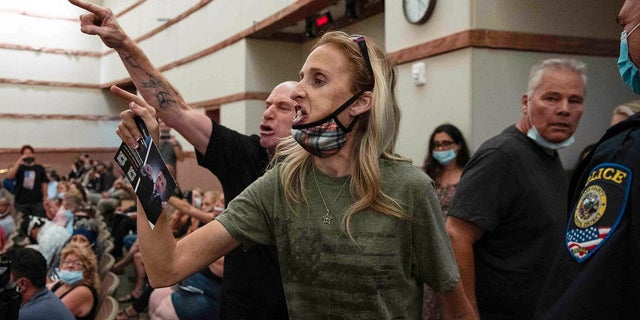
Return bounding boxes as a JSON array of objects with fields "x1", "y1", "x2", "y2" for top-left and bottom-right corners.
[{"x1": 171, "y1": 272, "x2": 222, "y2": 320}]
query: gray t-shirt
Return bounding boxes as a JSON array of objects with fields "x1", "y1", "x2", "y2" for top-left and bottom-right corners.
[
  {"x1": 448, "y1": 125, "x2": 568, "y2": 318},
  {"x1": 217, "y1": 158, "x2": 459, "y2": 319}
]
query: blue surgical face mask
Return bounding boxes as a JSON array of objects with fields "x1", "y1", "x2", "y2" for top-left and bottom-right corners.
[
  {"x1": 618, "y1": 22, "x2": 640, "y2": 94},
  {"x1": 57, "y1": 269, "x2": 84, "y2": 285},
  {"x1": 527, "y1": 125, "x2": 575, "y2": 150},
  {"x1": 432, "y1": 149, "x2": 457, "y2": 165},
  {"x1": 193, "y1": 197, "x2": 202, "y2": 208}
]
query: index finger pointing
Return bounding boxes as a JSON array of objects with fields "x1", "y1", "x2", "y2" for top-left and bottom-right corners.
[
  {"x1": 110, "y1": 85, "x2": 146, "y2": 105},
  {"x1": 68, "y1": 0, "x2": 100, "y2": 13}
]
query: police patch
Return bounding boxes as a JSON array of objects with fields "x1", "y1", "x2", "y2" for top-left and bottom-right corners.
[{"x1": 566, "y1": 163, "x2": 632, "y2": 263}]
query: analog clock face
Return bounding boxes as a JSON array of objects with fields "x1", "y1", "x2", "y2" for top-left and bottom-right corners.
[{"x1": 403, "y1": 0, "x2": 436, "y2": 25}]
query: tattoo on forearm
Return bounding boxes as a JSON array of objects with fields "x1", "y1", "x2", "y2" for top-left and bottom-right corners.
[
  {"x1": 123, "y1": 55, "x2": 177, "y2": 111},
  {"x1": 124, "y1": 56, "x2": 140, "y2": 69},
  {"x1": 142, "y1": 73, "x2": 176, "y2": 110}
]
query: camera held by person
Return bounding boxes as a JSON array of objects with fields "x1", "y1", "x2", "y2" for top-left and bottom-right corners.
[{"x1": 0, "y1": 255, "x2": 21, "y2": 320}]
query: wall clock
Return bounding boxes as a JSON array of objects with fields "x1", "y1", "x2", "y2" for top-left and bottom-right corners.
[{"x1": 403, "y1": 0, "x2": 436, "y2": 25}]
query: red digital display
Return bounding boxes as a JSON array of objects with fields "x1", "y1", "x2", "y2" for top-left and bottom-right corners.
[{"x1": 316, "y1": 15, "x2": 330, "y2": 27}]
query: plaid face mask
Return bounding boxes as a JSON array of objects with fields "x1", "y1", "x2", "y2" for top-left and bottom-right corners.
[{"x1": 291, "y1": 90, "x2": 364, "y2": 158}]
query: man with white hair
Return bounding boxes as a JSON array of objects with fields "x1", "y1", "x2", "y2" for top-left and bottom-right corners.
[{"x1": 446, "y1": 58, "x2": 587, "y2": 319}]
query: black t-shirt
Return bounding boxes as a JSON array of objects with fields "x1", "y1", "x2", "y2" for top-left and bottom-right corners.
[
  {"x1": 15, "y1": 163, "x2": 49, "y2": 204},
  {"x1": 448, "y1": 126, "x2": 568, "y2": 319},
  {"x1": 534, "y1": 113, "x2": 640, "y2": 319},
  {"x1": 197, "y1": 120, "x2": 288, "y2": 319}
]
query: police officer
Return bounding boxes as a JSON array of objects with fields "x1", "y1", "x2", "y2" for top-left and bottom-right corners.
[{"x1": 534, "y1": 1, "x2": 640, "y2": 318}]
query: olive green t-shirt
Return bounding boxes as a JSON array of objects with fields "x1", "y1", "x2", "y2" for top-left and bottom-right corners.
[{"x1": 217, "y1": 158, "x2": 459, "y2": 319}]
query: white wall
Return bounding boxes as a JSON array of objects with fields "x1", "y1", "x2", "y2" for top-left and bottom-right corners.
[
  {"x1": 0, "y1": 0, "x2": 120, "y2": 149},
  {"x1": 396, "y1": 49, "x2": 473, "y2": 166},
  {"x1": 386, "y1": 0, "x2": 472, "y2": 52},
  {"x1": 473, "y1": 0, "x2": 623, "y2": 38}
]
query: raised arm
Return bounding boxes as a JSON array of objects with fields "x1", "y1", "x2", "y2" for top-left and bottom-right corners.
[
  {"x1": 445, "y1": 216, "x2": 485, "y2": 315},
  {"x1": 69, "y1": 0, "x2": 211, "y2": 154},
  {"x1": 116, "y1": 98, "x2": 239, "y2": 287}
]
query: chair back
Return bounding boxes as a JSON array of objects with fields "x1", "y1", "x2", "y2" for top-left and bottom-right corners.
[
  {"x1": 95, "y1": 295, "x2": 119, "y2": 320},
  {"x1": 98, "y1": 253, "x2": 115, "y2": 280},
  {"x1": 99, "y1": 271, "x2": 120, "y2": 304}
]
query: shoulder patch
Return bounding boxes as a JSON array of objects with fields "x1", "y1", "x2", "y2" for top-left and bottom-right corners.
[{"x1": 566, "y1": 163, "x2": 632, "y2": 263}]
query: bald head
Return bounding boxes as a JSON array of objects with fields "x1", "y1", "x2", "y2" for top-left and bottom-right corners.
[{"x1": 259, "y1": 81, "x2": 298, "y2": 151}]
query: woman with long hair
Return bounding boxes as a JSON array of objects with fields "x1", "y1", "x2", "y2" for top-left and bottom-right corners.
[
  {"x1": 421, "y1": 124, "x2": 470, "y2": 319},
  {"x1": 423, "y1": 124, "x2": 471, "y2": 216},
  {"x1": 113, "y1": 30, "x2": 475, "y2": 319}
]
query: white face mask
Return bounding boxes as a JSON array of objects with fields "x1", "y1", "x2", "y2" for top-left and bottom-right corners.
[
  {"x1": 525, "y1": 104, "x2": 575, "y2": 150},
  {"x1": 526, "y1": 125, "x2": 575, "y2": 150}
]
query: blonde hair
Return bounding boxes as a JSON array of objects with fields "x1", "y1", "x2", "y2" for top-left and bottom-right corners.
[
  {"x1": 275, "y1": 31, "x2": 410, "y2": 239},
  {"x1": 60, "y1": 244, "x2": 100, "y2": 290},
  {"x1": 613, "y1": 100, "x2": 640, "y2": 116}
]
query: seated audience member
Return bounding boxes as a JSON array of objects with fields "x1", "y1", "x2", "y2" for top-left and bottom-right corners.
[
  {"x1": 56, "y1": 181, "x2": 69, "y2": 200},
  {"x1": 86, "y1": 161, "x2": 117, "y2": 205},
  {"x1": 22, "y1": 216, "x2": 70, "y2": 268},
  {"x1": 68, "y1": 181, "x2": 88, "y2": 204},
  {"x1": 47, "y1": 170, "x2": 61, "y2": 200},
  {"x1": 68, "y1": 154, "x2": 90, "y2": 182},
  {"x1": 3, "y1": 174, "x2": 16, "y2": 195},
  {"x1": 97, "y1": 177, "x2": 135, "y2": 223},
  {"x1": 148, "y1": 192, "x2": 225, "y2": 320},
  {"x1": 4, "y1": 246, "x2": 74, "y2": 320},
  {"x1": 110, "y1": 204, "x2": 137, "y2": 258},
  {"x1": 44, "y1": 198, "x2": 62, "y2": 222},
  {"x1": 53, "y1": 191, "x2": 85, "y2": 235},
  {"x1": 48, "y1": 244, "x2": 100, "y2": 320},
  {"x1": 0, "y1": 193, "x2": 17, "y2": 240},
  {"x1": 610, "y1": 100, "x2": 640, "y2": 126},
  {"x1": 49, "y1": 218, "x2": 103, "y2": 280}
]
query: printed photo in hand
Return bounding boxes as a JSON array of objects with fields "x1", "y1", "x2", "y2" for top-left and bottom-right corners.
[{"x1": 114, "y1": 117, "x2": 178, "y2": 227}]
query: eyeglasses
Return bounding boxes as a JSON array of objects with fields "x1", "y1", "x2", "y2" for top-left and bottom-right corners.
[
  {"x1": 62, "y1": 259, "x2": 84, "y2": 269},
  {"x1": 351, "y1": 35, "x2": 375, "y2": 90},
  {"x1": 433, "y1": 140, "x2": 456, "y2": 150}
]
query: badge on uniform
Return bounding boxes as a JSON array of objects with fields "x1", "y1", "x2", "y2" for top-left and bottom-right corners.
[{"x1": 566, "y1": 163, "x2": 632, "y2": 263}]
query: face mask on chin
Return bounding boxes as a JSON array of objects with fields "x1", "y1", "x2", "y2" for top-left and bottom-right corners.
[
  {"x1": 525, "y1": 104, "x2": 575, "y2": 150},
  {"x1": 618, "y1": 22, "x2": 640, "y2": 94},
  {"x1": 526, "y1": 124, "x2": 575, "y2": 150},
  {"x1": 291, "y1": 90, "x2": 365, "y2": 158}
]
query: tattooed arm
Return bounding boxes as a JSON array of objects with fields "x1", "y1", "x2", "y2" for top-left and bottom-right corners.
[{"x1": 69, "y1": 0, "x2": 211, "y2": 154}]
